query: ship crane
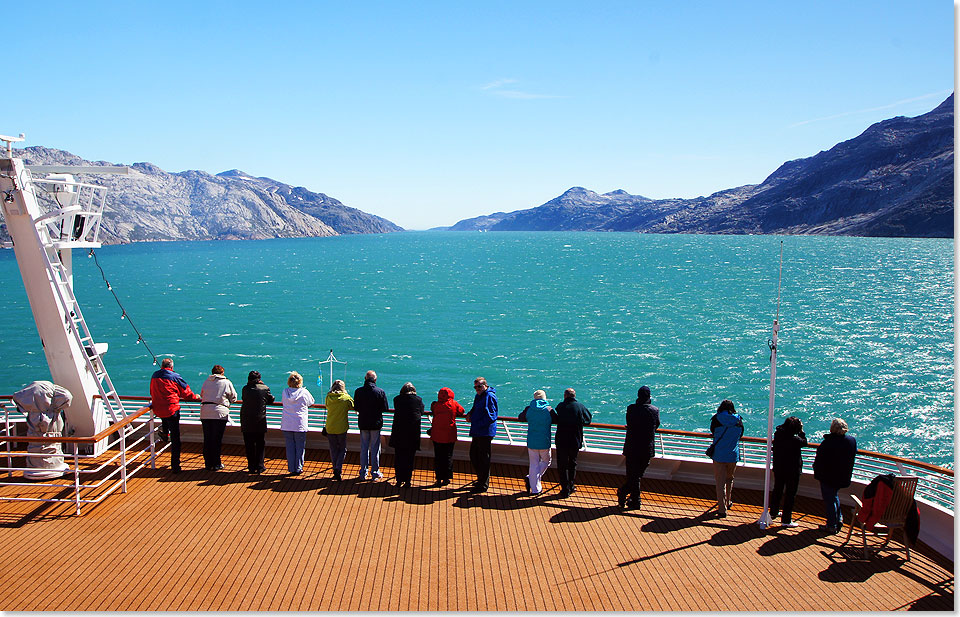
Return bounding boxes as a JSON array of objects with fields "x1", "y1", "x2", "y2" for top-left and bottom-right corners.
[{"x1": 0, "y1": 137, "x2": 129, "y2": 454}]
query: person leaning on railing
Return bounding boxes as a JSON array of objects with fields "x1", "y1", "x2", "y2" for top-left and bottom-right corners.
[
  {"x1": 554, "y1": 388, "x2": 593, "y2": 498},
  {"x1": 467, "y1": 377, "x2": 498, "y2": 494},
  {"x1": 618, "y1": 386, "x2": 660, "y2": 511},
  {"x1": 769, "y1": 416, "x2": 807, "y2": 528},
  {"x1": 199, "y1": 365, "x2": 238, "y2": 472},
  {"x1": 812, "y1": 418, "x2": 857, "y2": 534},
  {"x1": 390, "y1": 382, "x2": 424, "y2": 489},
  {"x1": 427, "y1": 387, "x2": 464, "y2": 487},
  {"x1": 280, "y1": 372, "x2": 314, "y2": 476},
  {"x1": 149, "y1": 357, "x2": 201, "y2": 475},
  {"x1": 708, "y1": 399, "x2": 744, "y2": 518},
  {"x1": 323, "y1": 380, "x2": 354, "y2": 482},
  {"x1": 354, "y1": 370, "x2": 387, "y2": 481},
  {"x1": 517, "y1": 390, "x2": 557, "y2": 496},
  {"x1": 240, "y1": 370, "x2": 274, "y2": 474}
]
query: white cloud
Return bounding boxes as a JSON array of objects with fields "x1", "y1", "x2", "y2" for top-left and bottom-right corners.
[{"x1": 788, "y1": 90, "x2": 952, "y2": 128}]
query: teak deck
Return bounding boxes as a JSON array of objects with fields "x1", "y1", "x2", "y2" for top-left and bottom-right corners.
[{"x1": 0, "y1": 442, "x2": 952, "y2": 611}]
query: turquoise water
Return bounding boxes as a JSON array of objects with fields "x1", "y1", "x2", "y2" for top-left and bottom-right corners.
[{"x1": 0, "y1": 232, "x2": 953, "y2": 467}]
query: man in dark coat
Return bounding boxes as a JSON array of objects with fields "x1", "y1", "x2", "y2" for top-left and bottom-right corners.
[
  {"x1": 354, "y1": 370, "x2": 388, "y2": 480},
  {"x1": 617, "y1": 386, "x2": 660, "y2": 510},
  {"x1": 467, "y1": 376, "x2": 498, "y2": 493},
  {"x1": 770, "y1": 416, "x2": 807, "y2": 526},
  {"x1": 812, "y1": 417, "x2": 857, "y2": 533},
  {"x1": 554, "y1": 388, "x2": 592, "y2": 498},
  {"x1": 240, "y1": 370, "x2": 275, "y2": 474}
]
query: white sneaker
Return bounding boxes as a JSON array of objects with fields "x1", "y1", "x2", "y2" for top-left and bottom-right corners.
[{"x1": 783, "y1": 522, "x2": 799, "y2": 528}]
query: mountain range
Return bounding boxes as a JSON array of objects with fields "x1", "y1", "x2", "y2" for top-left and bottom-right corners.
[
  {"x1": 5, "y1": 147, "x2": 402, "y2": 244},
  {"x1": 440, "y1": 94, "x2": 954, "y2": 237}
]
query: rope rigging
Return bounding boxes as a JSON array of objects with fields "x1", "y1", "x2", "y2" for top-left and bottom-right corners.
[{"x1": 87, "y1": 248, "x2": 159, "y2": 365}]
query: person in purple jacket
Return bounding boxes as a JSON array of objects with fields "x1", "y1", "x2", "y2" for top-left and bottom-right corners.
[{"x1": 466, "y1": 376, "x2": 498, "y2": 493}]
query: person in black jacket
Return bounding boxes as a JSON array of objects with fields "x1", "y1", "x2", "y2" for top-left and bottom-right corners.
[
  {"x1": 390, "y1": 382, "x2": 424, "y2": 488},
  {"x1": 812, "y1": 418, "x2": 857, "y2": 533},
  {"x1": 617, "y1": 386, "x2": 660, "y2": 510},
  {"x1": 769, "y1": 416, "x2": 807, "y2": 527},
  {"x1": 554, "y1": 388, "x2": 592, "y2": 498},
  {"x1": 240, "y1": 370, "x2": 275, "y2": 473},
  {"x1": 354, "y1": 370, "x2": 388, "y2": 480}
]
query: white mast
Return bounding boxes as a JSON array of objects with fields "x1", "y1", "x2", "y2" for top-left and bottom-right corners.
[
  {"x1": 757, "y1": 241, "x2": 784, "y2": 529},
  {"x1": 0, "y1": 142, "x2": 128, "y2": 452}
]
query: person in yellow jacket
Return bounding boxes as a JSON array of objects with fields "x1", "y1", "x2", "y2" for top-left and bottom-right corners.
[{"x1": 324, "y1": 380, "x2": 354, "y2": 481}]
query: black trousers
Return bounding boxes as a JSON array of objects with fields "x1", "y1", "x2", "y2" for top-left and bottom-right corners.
[
  {"x1": 556, "y1": 445, "x2": 580, "y2": 492},
  {"x1": 469, "y1": 436, "x2": 493, "y2": 489},
  {"x1": 243, "y1": 431, "x2": 266, "y2": 472},
  {"x1": 394, "y1": 446, "x2": 417, "y2": 483},
  {"x1": 201, "y1": 419, "x2": 228, "y2": 468},
  {"x1": 433, "y1": 441, "x2": 455, "y2": 481},
  {"x1": 770, "y1": 471, "x2": 801, "y2": 523},
  {"x1": 618, "y1": 454, "x2": 652, "y2": 504},
  {"x1": 160, "y1": 413, "x2": 182, "y2": 470}
]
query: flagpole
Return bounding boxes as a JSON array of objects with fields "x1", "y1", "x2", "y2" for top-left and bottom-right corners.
[{"x1": 757, "y1": 240, "x2": 784, "y2": 529}]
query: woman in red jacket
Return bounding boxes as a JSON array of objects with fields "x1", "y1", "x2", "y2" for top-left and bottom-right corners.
[{"x1": 427, "y1": 387, "x2": 464, "y2": 487}]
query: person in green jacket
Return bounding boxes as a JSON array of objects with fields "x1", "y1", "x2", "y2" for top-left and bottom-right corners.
[{"x1": 324, "y1": 380, "x2": 354, "y2": 481}]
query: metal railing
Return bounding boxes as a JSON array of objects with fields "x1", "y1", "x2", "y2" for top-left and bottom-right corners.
[
  {"x1": 0, "y1": 397, "x2": 162, "y2": 514},
  {"x1": 114, "y1": 395, "x2": 954, "y2": 511}
]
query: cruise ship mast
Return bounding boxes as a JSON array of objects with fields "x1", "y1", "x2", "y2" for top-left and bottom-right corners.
[
  {"x1": 756, "y1": 240, "x2": 784, "y2": 529},
  {"x1": 0, "y1": 134, "x2": 130, "y2": 454}
]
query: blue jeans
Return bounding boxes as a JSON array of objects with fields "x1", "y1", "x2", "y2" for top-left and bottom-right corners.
[
  {"x1": 820, "y1": 482, "x2": 841, "y2": 529},
  {"x1": 284, "y1": 430, "x2": 307, "y2": 473},
  {"x1": 359, "y1": 429, "x2": 381, "y2": 476},
  {"x1": 326, "y1": 432, "x2": 348, "y2": 474}
]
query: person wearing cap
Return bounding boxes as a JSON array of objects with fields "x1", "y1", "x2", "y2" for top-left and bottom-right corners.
[
  {"x1": 240, "y1": 370, "x2": 275, "y2": 473},
  {"x1": 618, "y1": 386, "x2": 660, "y2": 510},
  {"x1": 554, "y1": 388, "x2": 592, "y2": 498},
  {"x1": 199, "y1": 364, "x2": 238, "y2": 471}
]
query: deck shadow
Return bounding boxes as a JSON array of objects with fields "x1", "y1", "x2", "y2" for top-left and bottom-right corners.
[
  {"x1": 756, "y1": 528, "x2": 827, "y2": 555},
  {"x1": 818, "y1": 553, "x2": 902, "y2": 582}
]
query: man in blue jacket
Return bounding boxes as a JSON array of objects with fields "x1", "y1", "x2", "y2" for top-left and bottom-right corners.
[
  {"x1": 467, "y1": 376, "x2": 498, "y2": 493},
  {"x1": 554, "y1": 388, "x2": 592, "y2": 498}
]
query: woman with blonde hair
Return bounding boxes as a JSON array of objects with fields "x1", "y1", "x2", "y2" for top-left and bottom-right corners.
[
  {"x1": 324, "y1": 379, "x2": 354, "y2": 481},
  {"x1": 280, "y1": 372, "x2": 314, "y2": 475}
]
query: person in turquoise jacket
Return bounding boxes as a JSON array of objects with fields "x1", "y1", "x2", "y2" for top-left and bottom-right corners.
[
  {"x1": 518, "y1": 390, "x2": 558, "y2": 495},
  {"x1": 709, "y1": 399, "x2": 744, "y2": 517}
]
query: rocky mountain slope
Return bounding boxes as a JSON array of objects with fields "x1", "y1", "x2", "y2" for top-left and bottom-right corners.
[
  {"x1": 4, "y1": 147, "x2": 402, "y2": 244},
  {"x1": 442, "y1": 95, "x2": 954, "y2": 237}
]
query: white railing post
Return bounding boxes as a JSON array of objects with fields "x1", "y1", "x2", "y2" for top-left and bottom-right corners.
[
  {"x1": 120, "y1": 426, "x2": 127, "y2": 493},
  {"x1": 148, "y1": 409, "x2": 156, "y2": 469},
  {"x1": 73, "y1": 443, "x2": 81, "y2": 515},
  {"x1": 3, "y1": 404, "x2": 10, "y2": 479},
  {"x1": 501, "y1": 419, "x2": 514, "y2": 445}
]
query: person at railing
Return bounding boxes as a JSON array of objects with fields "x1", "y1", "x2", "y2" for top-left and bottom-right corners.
[
  {"x1": 427, "y1": 387, "x2": 464, "y2": 487},
  {"x1": 280, "y1": 372, "x2": 314, "y2": 475},
  {"x1": 354, "y1": 370, "x2": 387, "y2": 481},
  {"x1": 390, "y1": 382, "x2": 424, "y2": 489},
  {"x1": 618, "y1": 385, "x2": 660, "y2": 510},
  {"x1": 199, "y1": 365, "x2": 238, "y2": 472},
  {"x1": 709, "y1": 399, "x2": 744, "y2": 518},
  {"x1": 324, "y1": 380, "x2": 354, "y2": 482},
  {"x1": 769, "y1": 416, "x2": 807, "y2": 528},
  {"x1": 517, "y1": 390, "x2": 557, "y2": 496},
  {"x1": 149, "y1": 357, "x2": 201, "y2": 474},
  {"x1": 812, "y1": 418, "x2": 857, "y2": 534},
  {"x1": 240, "y1": 370, "x2": 274, "y2": 474},
  {"x1": 467, "y1": 377, "x2": 498, "y2": 493},
  {"x1": 554, "y1": 388, "x2": 592, "y2": 498}
]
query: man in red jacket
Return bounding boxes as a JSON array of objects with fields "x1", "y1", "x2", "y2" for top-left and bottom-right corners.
[{"x1": 150, "y1": 358, "x2": 201, "y2": 473}]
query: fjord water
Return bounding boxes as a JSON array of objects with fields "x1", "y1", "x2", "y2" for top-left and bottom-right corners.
[{"x1": 0, "y1": 232, "x2": 953, "y2": 467}]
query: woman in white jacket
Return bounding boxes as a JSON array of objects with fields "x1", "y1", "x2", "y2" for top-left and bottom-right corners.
[
  {"x1": 280, "y1": 372, "x2": 315, "y2": 475},
  {"x1": 199, "y1": 365, "x2": 238, "y2": 471}
]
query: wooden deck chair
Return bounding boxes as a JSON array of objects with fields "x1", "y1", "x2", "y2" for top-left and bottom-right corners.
[{"x1": 836, "y1": 475, "x2": 919, "y2": 562}]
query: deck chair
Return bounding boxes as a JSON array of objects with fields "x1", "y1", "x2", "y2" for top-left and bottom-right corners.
[{"x1": 835, "y1": 475, "x2": 919, "y2": 562}]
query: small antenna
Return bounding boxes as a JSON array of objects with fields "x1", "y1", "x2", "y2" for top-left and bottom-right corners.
[
  {"x1": 0, "y1": 133, "x2": 25, "y2": 158},
  {"x1": 775, "y1": 240, "x2": 783, "y2": 323}
]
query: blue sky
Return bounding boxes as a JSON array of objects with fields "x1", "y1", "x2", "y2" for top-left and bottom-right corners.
[{"x1": 7, "y1": 1, "x2": 954, "y2": 229}]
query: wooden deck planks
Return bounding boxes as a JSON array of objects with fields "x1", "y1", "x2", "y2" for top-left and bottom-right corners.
[{"x1": 0, "y1": 441, "x2": 951, "y2": 612}]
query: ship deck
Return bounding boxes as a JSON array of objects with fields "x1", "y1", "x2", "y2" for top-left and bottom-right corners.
[{"x1": 0, "y1": 442, "x2": 952, "y2": 612}]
